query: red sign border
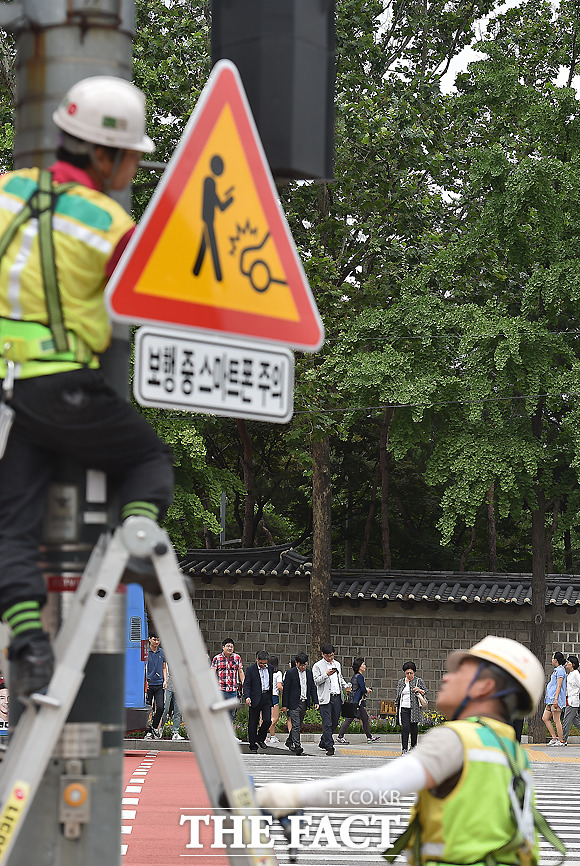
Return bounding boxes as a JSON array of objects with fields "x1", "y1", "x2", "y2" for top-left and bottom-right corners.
[{"x1": 106, "y1": 61, "x2": 324, "y2": 351}]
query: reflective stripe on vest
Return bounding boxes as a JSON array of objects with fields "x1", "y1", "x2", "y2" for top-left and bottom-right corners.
[
  {"x1": 0, "y1": 318, "x2": 95, "y2": 365},
  {"x1": 0, "y1": 167, "x2": 134, "y2": 373},
  {"x1": 383, "y1": 718, "x2": 540, "y2": 866}
]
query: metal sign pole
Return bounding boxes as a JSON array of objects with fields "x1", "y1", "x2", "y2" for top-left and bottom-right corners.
[{"x1": 0, "y1": 2, "x2": 134, "y2": 864}]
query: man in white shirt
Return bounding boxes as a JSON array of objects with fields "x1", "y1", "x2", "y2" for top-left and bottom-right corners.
[
  {"x1": 563, "y1": 654, "x2": 580, "y2": 744},
  {"x1": 311, "y1": 643, "x2": 350, "y2": 756}
]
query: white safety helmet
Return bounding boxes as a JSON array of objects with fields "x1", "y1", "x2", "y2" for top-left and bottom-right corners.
[
  {"x1": 52, "y1": 76, "x2": 154, "y2": 153},
  {"x1": 446, "y1": 635, "x2": 544, "y2": 717}
]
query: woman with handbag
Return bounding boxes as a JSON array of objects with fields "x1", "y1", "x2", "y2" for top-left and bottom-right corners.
[
  {"x1": 395, "y1": 661, "x2": 427, "y2": 754},
  {"x1": 336, "y1": 658, "x2": 380, "y2": 744}
]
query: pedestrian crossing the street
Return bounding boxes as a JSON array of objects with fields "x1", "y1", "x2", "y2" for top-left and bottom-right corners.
[{"x1": 248, "y1": 752, "x2": 580, "y2": 865}]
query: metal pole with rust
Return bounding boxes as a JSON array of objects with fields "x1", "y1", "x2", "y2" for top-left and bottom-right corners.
[{"x1": 0, "y1": 3, "x2": 135, "y2": 864}]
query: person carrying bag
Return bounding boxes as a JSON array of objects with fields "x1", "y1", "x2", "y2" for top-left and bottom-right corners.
[{"x1": 336, "y1": 657, "x2": 380, "y2": 744}]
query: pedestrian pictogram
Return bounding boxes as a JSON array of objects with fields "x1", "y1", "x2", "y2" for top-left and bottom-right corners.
[
  {"x1": 106, "y1": 60, "x2": 324, "y2": 352},
  {"x1": 193, "y1": 154, "x2": 234, "y2": 283}
]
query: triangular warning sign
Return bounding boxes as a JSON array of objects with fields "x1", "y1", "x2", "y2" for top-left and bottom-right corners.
[{"x1": 106, "y1": 60, "x2": 324, "y2": 352}]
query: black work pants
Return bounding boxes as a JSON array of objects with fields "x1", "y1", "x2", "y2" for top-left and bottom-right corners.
[
  {"x1": 319, "y1": 694, "x2": 342, "y2": 750},
  {"x1": 400, "y1": 707, "x2": 418, "y2": 750},
  {"x1": 0, "y1": 368, "x2": 174, "y2": 616},
  {"x1": 147, "y1": 684, "x2": 165, "y2": 730},
  {"x1": 288, "y1": 699, "x2": 308, "y2": 750},
  {"x1": 248, "y1": 692, "x2": 272, "y2": 748}
]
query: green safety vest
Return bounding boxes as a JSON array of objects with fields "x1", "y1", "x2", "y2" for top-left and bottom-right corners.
[
  {"x1": 0, "y1": 167, "x2": 133, "y2": 378},
  {"x1": 385, "y1": 717, "x2": 566, "y2": 866}
]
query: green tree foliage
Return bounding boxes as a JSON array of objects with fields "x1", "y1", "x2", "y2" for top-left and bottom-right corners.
[
  {"x1": 423, "y1": 0, "x2": 580, "y2": 574},
  {"x1": 0, "y1": 29, "x2": 15, "y2": 170},
  {"x1": 127, "y1": 0, "x2": 580, "y2": 583}
]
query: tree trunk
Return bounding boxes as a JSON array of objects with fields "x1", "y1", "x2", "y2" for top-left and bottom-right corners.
[
  {"x1": 259, "y1": 517, "x2": 275, "y2": 546},
  {"x1": 565, "y1": 528, "x2": 572, "y2": 572},
  {"x1": 529, "y1": 492, "x2": 547, "y2": 743},
  {"x1": 487, "y1": 482, "x2": 497, "y2": 572},
  {"x1": 379, "y1": 408, "x2": 394, "y2": 569},
  {"x1": 311, "y1": 436, "x2": 332, "y2": 662},
  {"x1": 546, "y1": 500, "x2": 559, "y2": 576},
  {"x1": 527, "y1": 401, "x2": 547, "y2": 744},
  {"x1": 459, "y1": 524, "x2": 476, "y2": 572},
  {"x1": 201, "y1": 497, "x2": 215, "y2": 549},
  {"x1": 236, "y1": 419, "x2": 255, "y2": 547},
  {"x1": 358, "y1": 463, "x2": 380, "y2": 568}
]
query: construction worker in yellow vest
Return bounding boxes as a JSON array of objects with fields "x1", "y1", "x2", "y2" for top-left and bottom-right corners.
[
  {"x1": 0, "y1": 77, "x2": 173, "y2": 697},
  {"x1": 258, "y1": 636, "x2": 566, "y2": 865}
]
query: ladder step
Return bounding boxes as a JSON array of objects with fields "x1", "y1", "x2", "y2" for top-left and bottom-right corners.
[{"x1": 28, "y1": 693, "x2": 62, "y2": 709}]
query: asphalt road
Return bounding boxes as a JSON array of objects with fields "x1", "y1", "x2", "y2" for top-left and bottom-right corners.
[{"x1": 121, "y1": 743, "x2": 580, "y2": 865}]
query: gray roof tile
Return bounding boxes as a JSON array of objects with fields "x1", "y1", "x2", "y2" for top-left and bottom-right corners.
[{"x1": 179, "y1": 547, "x2": 580, "y2": 606}]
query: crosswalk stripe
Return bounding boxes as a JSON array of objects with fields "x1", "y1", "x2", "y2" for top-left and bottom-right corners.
[{"x1": 247, "y1": 753, "x2": 580, "y2": 864}]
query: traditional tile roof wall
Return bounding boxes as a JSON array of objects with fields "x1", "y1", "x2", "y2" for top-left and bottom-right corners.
[
  {"x1": 329, "y1": 571, "x2": 580, "y2": 607},
  {"x1": 180, "y1": 545, "x2": 312, "y2": 583},
  {"x1": 179, "y1": 548, "x2": 580, "y2": 607}
]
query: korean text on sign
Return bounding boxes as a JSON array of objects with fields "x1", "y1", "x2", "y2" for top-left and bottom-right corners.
[{"x1": 134, "y1": 328, "x2": 294, "y2": 424}]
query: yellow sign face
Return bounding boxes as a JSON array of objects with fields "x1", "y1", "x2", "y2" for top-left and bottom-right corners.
[
  {"x1": 0, "y1": 781, "x2": 30, "y2": 863},
  {"x1": 107, "y1": 60, "x2": 324, "y2": 351},
  {"x1": 136, "y1": 104, "x2": 300, "y2": 323}
]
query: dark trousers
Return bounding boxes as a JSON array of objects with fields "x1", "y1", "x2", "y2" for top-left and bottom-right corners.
[
  {"x1": 511, "y1": 717, "x2": 524, "y2": 743},
  {"x1": 563, "y1": 706, "x2": 580, "y2": 741},
  {"x1": 248, "y1": 693, "x2": 272, "y2": 748},
  {"x1": 147, "y1": 684, "x2": 165, "y2": 730},
  {"x1": 319, "y1": 694, "x2": 342, "y2": 750},
  {"x1": 338, "y1": 704, "x2": 372, "y2": 738},
  {"x1": 400, "y1": 707, "x2": 418, "y2": 750},
  {"x1": 0, "y1": 369, "x2": 173, "y2": 617},
  {"x1": 288, "y1": 699, "x2": 308, "y2": 749}
]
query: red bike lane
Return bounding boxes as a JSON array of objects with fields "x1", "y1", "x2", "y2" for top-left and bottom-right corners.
[{"x1": 122, "y1": 750, "x2": 230, "y2": 865}]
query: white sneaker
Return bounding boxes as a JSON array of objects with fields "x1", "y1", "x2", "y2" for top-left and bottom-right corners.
[
  {"x1": 401, "y1": 748, "x2": 408, "y2": 755},
  {"x1": 336, "y1": 737, "x2": 350, "y2": 745},
  {"x1": 547, "y1": 738, "x2": 559, "y2": 745},
  {"x1": 553, "y1": 740, "x2": 566, "y2": 746},
  {"x1": 145, "y1": 732, "x2": 153, "y2": 739},
  {"x1": 268, "y1": 736, "x2": 280, "y2": 743},
  {"x1": 172, "y1": 732, "x2": 186, "y2": 740},
  {"x1": 367, "y1": 736, "x2": 380, "y2": 742},
  {"x1": 265, "y1": 736, "x2": 271, "y2": 744}
]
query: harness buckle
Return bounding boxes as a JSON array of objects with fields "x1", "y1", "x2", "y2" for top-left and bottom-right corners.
[
  {"x1": 2, "y1": 336, "x2": 30, "y2": 364},
  {"x1": 508, "y1": 773, "x2": 534, "y2": 851},
  {"x1": 2, "y1": 358, "x2": 15, "y2": 400}
]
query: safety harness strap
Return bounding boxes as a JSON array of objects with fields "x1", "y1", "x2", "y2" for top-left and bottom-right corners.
[
  {"x1": 383, "y1": 719, "x2": 567, "y2": 866},
  {"x1": 383, "y1": 813, "x2": 420, "y2": 863},
  {"x1": 0, "y1": 170, "x2": 77, "y2": 355},
  {"x1": 36, "y1": 169, "x2": 70, "y2": 352},
  {"x1": 477, "y1": 719, "x2": 566, "y2": 866}
]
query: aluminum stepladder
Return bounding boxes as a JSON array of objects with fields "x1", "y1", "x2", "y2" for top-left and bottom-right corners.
[{"x1": 0, "y1": 517, "x2": 279, "y2": 866}]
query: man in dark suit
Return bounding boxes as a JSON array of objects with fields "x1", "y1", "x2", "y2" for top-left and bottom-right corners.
[
  {"x1": 282, "y1": 652, "x2": 318, "y2": 755},
  {"x1": 243, "y1": 650, "x2": 274, "y2": 753}
]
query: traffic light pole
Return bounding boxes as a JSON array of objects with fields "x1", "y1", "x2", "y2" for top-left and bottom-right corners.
[{"x1": 0, "y1": 2, "x2": 135, "y2": 864}]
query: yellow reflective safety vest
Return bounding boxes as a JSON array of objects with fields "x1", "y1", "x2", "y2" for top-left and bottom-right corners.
[
  {"x1": 0, "y1": 167, "x2": 134, "y2": 378},
  {"x1": 396, "y1": 718, "x2": 540, "y2": 866}
]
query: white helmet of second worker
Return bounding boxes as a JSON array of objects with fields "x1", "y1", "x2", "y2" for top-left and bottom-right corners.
[
  {"x1": 446, "y1": 635, "x2": 544, "y2": 717},
  {"x1": 52, "y1": 76, "x2": 154, "y2": 153}
]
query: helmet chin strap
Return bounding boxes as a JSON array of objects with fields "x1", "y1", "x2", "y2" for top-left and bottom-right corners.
[
  {"x1": 88, "y1": 144, "x2": 125, "y2": 194},
  {"x1": 451, "y1": 660, "x2": 519, "y2": 721},
  {"x1": 451, "y1": 662, "x2": 485, "y2": 721}
]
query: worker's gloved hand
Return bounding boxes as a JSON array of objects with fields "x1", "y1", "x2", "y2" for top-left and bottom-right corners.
[{"x1": 256, "y1": 783, "x2": 302, "y2": 818}]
